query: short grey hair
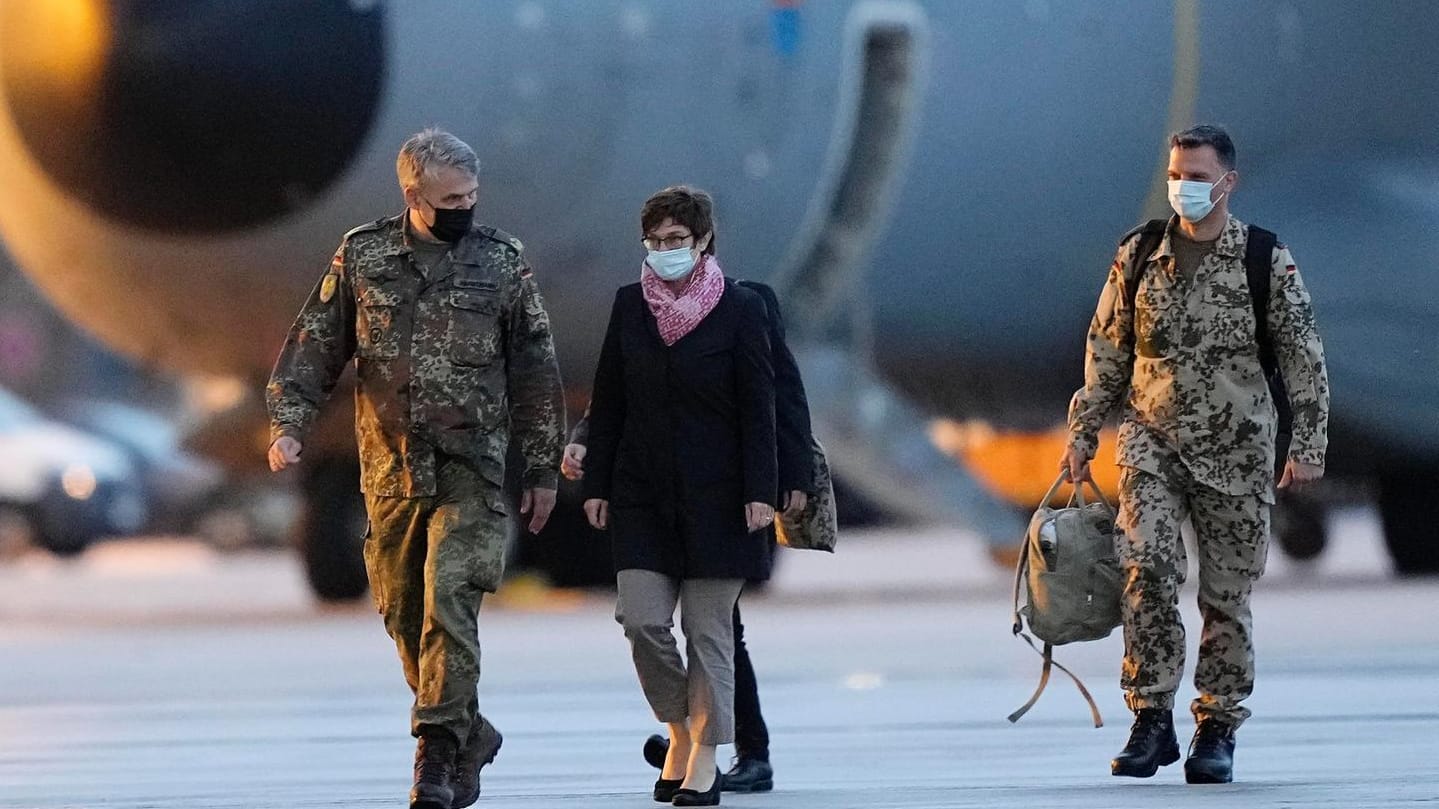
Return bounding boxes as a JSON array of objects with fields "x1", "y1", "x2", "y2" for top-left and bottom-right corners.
[{"x1": 395, "y1": 128, "x2": 480, "y2": 191}]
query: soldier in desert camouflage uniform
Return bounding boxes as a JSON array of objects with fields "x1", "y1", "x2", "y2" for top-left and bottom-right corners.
[
  {"x1": 266, "y1": 129, "x2": 564, "y2": 809},
  {"x1": 1063, "y1": 125, "x2": 1329, "y2": 784}
]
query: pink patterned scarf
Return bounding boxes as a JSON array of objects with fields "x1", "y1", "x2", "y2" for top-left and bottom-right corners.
[{"x1": 640, "y1": 254, "x2": 726, "y2": 346}]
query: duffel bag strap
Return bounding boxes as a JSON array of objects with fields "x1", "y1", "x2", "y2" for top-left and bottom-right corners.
[
  {"x1": 1012, "y1": 471, "x2": 1070, "y2": 631},
  {"x1": 1007, "y1": 633, "x2": 1105, "y2": 728}
]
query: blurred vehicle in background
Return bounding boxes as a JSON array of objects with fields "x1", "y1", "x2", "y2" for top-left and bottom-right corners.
[
  {"x1": 0, "y1": 386, "x2": 147, "y2": 557},
  {"x1": 54, "y1": 398, "x2": 226, "y2": 537}
]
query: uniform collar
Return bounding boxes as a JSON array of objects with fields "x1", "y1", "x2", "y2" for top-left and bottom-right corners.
[
  {"x1": 1152, "y1": 213, "x2": 1246, "y2": 264},
  {"x1": 374, "y1": 212, "x2": 411, "y2": 256},
  {"x1": 392, "y1": 209, "x2": 490, "y2": 260}
]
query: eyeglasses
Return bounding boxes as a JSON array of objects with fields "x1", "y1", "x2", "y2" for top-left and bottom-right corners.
[{"x1": 642, "y1": 233, "x2": 693, "y2": 251}]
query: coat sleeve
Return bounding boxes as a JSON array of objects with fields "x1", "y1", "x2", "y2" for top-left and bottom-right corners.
[
  {"x1": 747, "y1": 282, "x2": 815, "y2": 493},
  {"x1": 734, "y1": 290, "x2": 779, "y2": 507},
  {"x1": 265, "y1": 241, "x2": 358, "y2": 444},
  {"x1": 1066, "y1": 239, "x2": 1138, "y2": 459},
  {"x1": 1267, "y1": 244, "x2": 1330, "y2": 467},
  {"x1": 568, "y1": 405, "x2": 591, "y2": 447},
  {"x1": 581, "y1": 292, "x2": 626, "y2": 501},
  {"x1": 505, "y1": 260, "x2": 566, "y2": 490}
]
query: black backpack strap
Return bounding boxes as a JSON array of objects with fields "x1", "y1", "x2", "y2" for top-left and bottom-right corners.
[
  {"x1": 1243, "y1": 225, "x2": 1293, "y2": 472},
  {"x1": 1243, "y1": 225, "x2": 1278, "y2": 377},
  {"x1": 1122, "y1": 219, "x2": 1169, "y2": 314}
]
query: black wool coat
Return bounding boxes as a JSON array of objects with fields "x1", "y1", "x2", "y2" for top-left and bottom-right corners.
[{"x1": 582, "y1": 279, "x2": 779, "y2": 580}]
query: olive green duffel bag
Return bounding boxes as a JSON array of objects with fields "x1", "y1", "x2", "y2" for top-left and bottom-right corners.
[{"x1": 1008, "y1": 471, "x2": 1123, "y2": 727}]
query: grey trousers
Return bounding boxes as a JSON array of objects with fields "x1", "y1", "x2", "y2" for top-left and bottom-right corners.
[{"x1": 615, "y1": 570, "x2": 745, "y2": 745}]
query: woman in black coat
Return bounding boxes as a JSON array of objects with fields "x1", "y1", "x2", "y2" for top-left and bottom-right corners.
[
  {"x1": 582, "y1": 186, "x2": 777, "y2": 806},
  {"x1": 563, "y1": 274, "x2": 817, "y2": 793}
]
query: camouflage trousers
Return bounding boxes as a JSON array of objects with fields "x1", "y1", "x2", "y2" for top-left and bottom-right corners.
[
  {"x1": 362, "y1": 457, "x2": 509, "y2": 743},
  {"x1": 1116, "y1": 465, "x2": 1270, "y2": 728}
]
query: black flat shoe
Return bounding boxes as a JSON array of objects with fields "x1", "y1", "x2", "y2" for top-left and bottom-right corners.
[
  {"x1": 653, "y1": 777, "x2": 683, "y2": 803},
  {"x1": 644, "y1": 734, "x2": 669, "y2": 770},
  {"x1": 672, "y1": 769, "x2": 721, "y2": 807}
]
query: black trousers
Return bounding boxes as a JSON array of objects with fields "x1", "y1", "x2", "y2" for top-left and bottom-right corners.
[{"x1": 732, "y1": 602, "x2": 769, "y2": 760}]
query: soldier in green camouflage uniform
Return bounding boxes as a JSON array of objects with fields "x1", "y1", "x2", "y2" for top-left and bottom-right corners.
[
  {"x1": 266, "y1": 129, "x2": 564, "y2": 809},
  {"x1": 1064, "y1": 126, "x2": 1329, "y2": 784}
]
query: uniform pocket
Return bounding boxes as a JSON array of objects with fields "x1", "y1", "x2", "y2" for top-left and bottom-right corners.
[
  {"x1": 1133, "y1": 289, "x2": 1177, "y2": 359},
  {"x1": 360, "y1": 521, "x2": 385, "y2": 614},
  {"x1": 447, "y1": 290, "x2": 500, "y2": 367},
  {"x1": 467, "y1": 489, "x2": 510, "y2": 592},
  {"x1": 356, "y1": 285, "x2": 402, "y2": 359},
  {"x1": 1202, "y1": 284, "x2": 1255, "y2": 351}
]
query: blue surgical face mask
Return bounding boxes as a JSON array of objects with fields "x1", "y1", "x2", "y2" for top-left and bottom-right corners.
[
  {"x1": 1167, "y1": 172, "x2": 1231, "y2": 222},
  {"x1": 646, "y1": 246, "x2": 698, "y2": 281}
]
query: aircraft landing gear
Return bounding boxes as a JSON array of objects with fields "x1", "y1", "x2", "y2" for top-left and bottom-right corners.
[
  {"x1": 298, "y1": 455, "x2": 369, "y2": 602},
  {"x1": 1272, "y1": 489, "x2": 1328, "y2": 562},
  {"x1": 1379, "y1": 464, "x2": 1439, "y2": 575}
]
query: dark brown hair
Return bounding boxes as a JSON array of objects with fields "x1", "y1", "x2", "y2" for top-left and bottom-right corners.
[
  {"x1": 640, "y1": 185, "x2": 716, "y2": 255},
  {"x1": 1170, "y1": 124, "x2": 1237, "y2": 170}
]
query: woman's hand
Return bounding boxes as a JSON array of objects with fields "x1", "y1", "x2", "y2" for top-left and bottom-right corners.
[
  {"x1": 584, "y1": 498, "x2": 610, "y2": 530},
  {"x1": 745, "y1": 502, "x2": 775, "y2": 533}
]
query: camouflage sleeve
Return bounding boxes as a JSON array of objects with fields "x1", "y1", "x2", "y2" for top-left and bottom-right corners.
[
  {"x1": 1268, "y1": 245, "x2": 1329, "y2": 466},
  {"x1": 505, "y1": 260, "x2": 565, "y2": 490},
  {"x1": 1066, "y1": 241, "x2": 1137, "y2": 459},
  {"x1": 265, "y1": 242, "x2": 357, "y2": 444}
]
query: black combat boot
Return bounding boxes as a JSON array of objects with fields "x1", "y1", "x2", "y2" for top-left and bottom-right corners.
[
  {"x1": 1184, "y1": 719, "x2": 1236, "y2": 784},
  {"x1": 451, "y1": 719, "x2": 503, "y2": 809},
  {"x1": 1111, "y1": 708, "x2": 1180, "y2": 778},
  {"x1": 409, "y1": 730, "x2": 458, "y2": 809}
]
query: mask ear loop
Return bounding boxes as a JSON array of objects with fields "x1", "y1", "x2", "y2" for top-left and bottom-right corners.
[
  {"x1": 420, "y1": 195, "x2": 441, "y2": 229},
  {"x1": 1212, "y1": 170, "x2": 1233, "y2": 207}
]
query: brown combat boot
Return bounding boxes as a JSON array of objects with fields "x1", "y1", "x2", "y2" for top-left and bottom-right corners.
[
  {"x1": 451, "y1": 718, "x2": 503, "y2": 809},
  {"x1": 410, "y1": 729, "x2": 458, "y2": 809}
]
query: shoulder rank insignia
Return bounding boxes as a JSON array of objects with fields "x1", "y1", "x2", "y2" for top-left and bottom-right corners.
[{"x1": 320, "y1": 273, "x2": 339, "y2": 303}]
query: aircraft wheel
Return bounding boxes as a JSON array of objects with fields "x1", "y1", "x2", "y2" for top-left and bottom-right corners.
[
  {"x1": 298, "y1": 456, "x2": 369, "y2": 602},
  {"x1": 1378, "y1": 464, "x2": 1439, "y2": 575},
  {"x1": 1272, "y1": 490, "x2": 1327, "y2": 561}
]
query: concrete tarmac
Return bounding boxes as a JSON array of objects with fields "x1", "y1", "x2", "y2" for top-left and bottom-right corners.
[{"x1": 0, "y1": 511, "x2": 1435, "y2": 808}]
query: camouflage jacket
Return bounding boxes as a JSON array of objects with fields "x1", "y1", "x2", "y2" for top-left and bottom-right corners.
[
  {"x1": 266, "y1": 213, "x2": 564, "y2": 497},
  {"x1": 1067, "y1": 214, "x2": 1329, "y2": 499}
]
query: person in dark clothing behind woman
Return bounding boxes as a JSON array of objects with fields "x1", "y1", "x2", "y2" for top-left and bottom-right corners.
[
  {"x1": 582, "y1": 186, "x2": 783, "y2": 807},
  {"x1": 564, "y1": 272, "x2": 816, "y2": 793}
]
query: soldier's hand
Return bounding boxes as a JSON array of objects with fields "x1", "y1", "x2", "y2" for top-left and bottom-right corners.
[
  {"x1": 781, "y1": 490, "x2": 808, "y2": 520},
  {"x1": 745, "y1": 502, "x2": 775, "y2": 533},
  {"x1": 1060, "y1": 445, "x2": 1092, "y2": 483},
  {"x1": 1278, "y1": 459, "x2": 1324, "y2": 491},
  {"x1": 268, "y1": 437, "x2": 302, "y2": 472},
  {"x1": 583, "y1": 498, "x2": 609, "y2": 531},
  {"x1": 521, "y1": 487, "x2": 557, "y2": 534},
  {"x1": 561, "y1": 443, "x2": 587, "y2": 481}
]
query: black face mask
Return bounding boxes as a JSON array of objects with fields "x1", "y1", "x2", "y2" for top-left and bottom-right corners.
[{"x1": 426, "y1": 204, "x2": 474, "y2": 243}]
